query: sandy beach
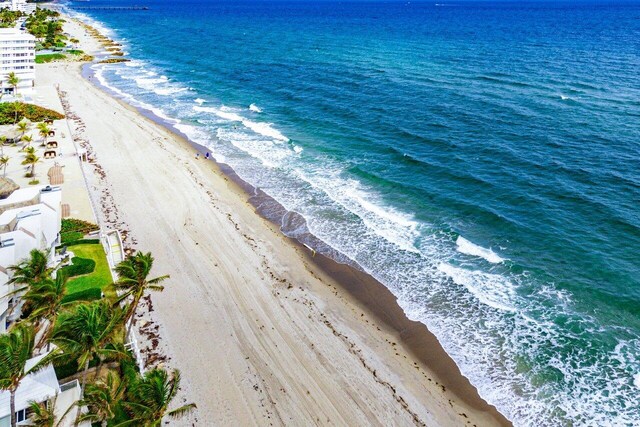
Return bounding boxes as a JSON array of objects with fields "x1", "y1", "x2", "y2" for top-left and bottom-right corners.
[{"x1": 35, "y1": 17, "x2": 509, "y2": 426}]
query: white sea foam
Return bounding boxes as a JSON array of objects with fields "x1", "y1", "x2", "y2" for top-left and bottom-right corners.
[
  {"x1": 293, "y1": 145, "x2": 303, "y2": 154},
  {"x1": 154, "y1": 87, "x2": 188, "y2": 96},
  {"x1": 133, "y1": 76, "x2": 167, "y2": 89},
  {"x1": 216, "y1": 128, "x2": 290, "y2": 168},
  {"x1": 438, "y1": 263, "x2": 517, "y2": 312},
  {"x1": 456, "y1": 236, "x2": 505, "y2": 263},
  {"x1": 93, "y1": 66, "x2": 132, "y2": 101},
  {"x1": 194, "y1": 98, "x2": 206, "y2": 105},
  {"x1": 123, "y1": 59, "x2": 144, "y2": 68},
  {"x1": 634, "y1": 373, "x2": 640, "y2": 390},
  {"x1": 114, "y1": 68, "x2": 188, "y2": 97},
  {"x1": 560, "y1": 95, "x2": 570, "y2": 100},
  {"x1": 173, "y1": 122, "x2": 226, "y2": 162},
  {"x1": 92, "y1": 65, "x2": 180, "y2": 125},
  {"x1": 249, "y1": 103, "x2": 263, "y2": 113},
  {"x1": 352, "y1": 195, "x2": 420, "y2": 254},
  {"x1": 294, "y1": 171, "x2": 422, "y2": 255},
  {"x1": 194, "y1": 105, "x2": 290, "y2": 142}
]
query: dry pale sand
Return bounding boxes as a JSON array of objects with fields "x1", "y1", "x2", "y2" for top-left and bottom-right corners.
[{"x1": 35, "y1": 16, "x2": 510, "y2": 426}]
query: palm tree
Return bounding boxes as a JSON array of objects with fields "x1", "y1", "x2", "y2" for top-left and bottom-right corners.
[
  {"x1": 78, "y1": 371, "x2": 127, "y2": 427},
  {"x1": 8, "y1": 249, "x2": 53, "y2": 293},
  {"x1": 0, "y1": 155, "x2": 8, "y2": 178},
  {"x1": 16, "y1": 120, "x2": 27, "y2": 138},
  {"x1": 26, "y1": 399, "x2": 56, "y2": 427},
  {"x1": 120, "y1": 368, "x2": 196, "y2": 426},
  {"x1": 0, "y1": 323, "x2": 48, "y2": 427},
  {"x1": 7, "y1": 73, "x2": 20, "y2": 124},
  {"x1": 22, "y1": 151, "x2": 39, "y2": 177},
  {"x1": 51, "y1": 300, "x2": 127, "y2": 398},
  {"x1": 7, "y1": 72, "x2": 19, "y2": 97},
  {"x1": 37, "y1": 122, "x2": 50, "y2": 145},
  {"x1": 21, "y1": 134, "x2": 32, "y2": 149},
  {"x1": 114, "y1": 252, "x2": 169, "y2": 336},
  {"x1": 22, "y1": 274, "x2": 69, "y2": 349},
  {"x1": 27, "y1": 394, "x2": 72, "y2": 427}
]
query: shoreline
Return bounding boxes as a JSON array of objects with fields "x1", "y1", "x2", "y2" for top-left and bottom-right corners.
[
  {"x1": 83, "y1": 61, "x2": 510, "y2": 420},
  {"x1": 42, "y1": 13, "x2": 511, "y2": 426}
]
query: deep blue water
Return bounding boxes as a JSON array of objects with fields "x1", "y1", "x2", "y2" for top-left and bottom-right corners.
[{"x1": 63, "y1": 1, "x2": 640, "y2": 425}]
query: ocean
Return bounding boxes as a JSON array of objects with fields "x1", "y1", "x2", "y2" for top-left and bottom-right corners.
[{"x1": 61, "y1": 1, "x2": 640, "y2": 425}]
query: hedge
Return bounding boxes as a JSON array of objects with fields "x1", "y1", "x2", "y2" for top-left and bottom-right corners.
[
  {"x1": 59, "y1": 239, "x2": 100, "y2": 249},
  {"x1": 61, "y1": 218, "x2": 99, "y2": 234},
  {"x1": 61, "y1": 287, "x2": 101, "y2": 304},
  {"x1": 60, "y1": 231, "x2": 83, "y2": 244},
  {"x1": 59, "y1": 256, "x2": 95, "y2": 278},
  {"x1": 35, "y1": 53, "x2": 66, "y2": 64},
  {"x1": 0, "y1": 102, "x2": 64, "y2": 125}
]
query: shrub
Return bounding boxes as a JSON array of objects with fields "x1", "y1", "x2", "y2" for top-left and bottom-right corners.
[
  {"x1": 61, "y1": 218, "x2": 99, "y2": 234},
  {"x1": 59, "y1": 256, "x2": 95, "y2": 278},
  {"x1": 0, "y1": 102, "x2": 64, "y2": 125},
  {"x1": 61, "y1": 287, "x2": 102, "y2": 304},
  {"x1": 61, "y1": 239, "x2": 100, "y2": 248},
  {"x1": 0, "y1": 10, "x2": 22, "y2": 28},
  {"x1": 60, "y1": 231, "x2": 83, "y2": 244},
  {"x1": 35, "y1": 53, "x2": 66, "y2": 64},
  {"x1": 28, "y1": 179, "x2": 39, "y2": 185}
]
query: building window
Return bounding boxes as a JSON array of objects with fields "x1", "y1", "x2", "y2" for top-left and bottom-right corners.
[{"x1": 16, "y1": 409, "x2": 26, "y2": 422}]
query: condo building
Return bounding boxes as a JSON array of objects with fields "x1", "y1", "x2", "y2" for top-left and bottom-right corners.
[
  {"x1": 0, "y1": 0, "x2": 36, "y2": 14},
  {"x1": 0, "y1": 27, "x2": 36, "y2": 95}
]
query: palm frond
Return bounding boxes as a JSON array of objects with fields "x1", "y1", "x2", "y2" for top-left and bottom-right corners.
[{"x1": 167, "y1": 403, "x2": 197, "y2": 419}]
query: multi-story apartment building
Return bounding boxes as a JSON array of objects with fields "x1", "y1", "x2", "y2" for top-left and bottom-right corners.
[
  {"x1": 0, "y1": 0, "x2": 36, "y2": 14},
  {"x1": 0, "y1": 27, "x2": 35, "y2": 96}
]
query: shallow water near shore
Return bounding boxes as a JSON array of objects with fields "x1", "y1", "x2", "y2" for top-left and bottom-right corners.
[{"x1": 62, "y1": 1, "x2": 640, "y2": 425}]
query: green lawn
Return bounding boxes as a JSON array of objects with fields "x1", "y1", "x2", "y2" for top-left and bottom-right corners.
[{"x1": 66, "y1": 243, "x2": 113, "y2": 296}]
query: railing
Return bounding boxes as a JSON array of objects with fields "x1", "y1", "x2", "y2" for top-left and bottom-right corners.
[
  {"x1": 59, "y1": 379, "x2": 80, "y2": 392},
  {"x1": 125, "y1": 330, "x2": 145, "y2": 374},
  {"x1": 100, "y1": 230, "x2": 144, "y2": 373}
]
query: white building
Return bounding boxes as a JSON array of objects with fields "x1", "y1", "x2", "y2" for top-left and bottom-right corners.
[
  {"x1": 0, "y1": 27, "x2": 35, "y2": 96},
  {"x1": 0, "y1": 353, "x2": 85, "y2": 427},
  {"x1": 0, "y1": 0, "x2": 35, "y2": 14},
  {"x1": 0, "y1": 186, "x2": 61, "y2": 333}
]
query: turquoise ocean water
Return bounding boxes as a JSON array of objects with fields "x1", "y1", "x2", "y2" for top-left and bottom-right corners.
[{"x1": 63, "y1": 1, "x2": 640, "y2": 425}]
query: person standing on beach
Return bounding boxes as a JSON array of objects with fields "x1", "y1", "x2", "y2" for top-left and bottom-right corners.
[
  {"x1": 205, "y1": 152, "x2": 210, "y2": 160},
  {"x1": 195, "y1": 153, "x2": 200, "y2": 160}
]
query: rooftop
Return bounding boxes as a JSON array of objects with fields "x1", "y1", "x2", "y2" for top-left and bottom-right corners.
[{"x1": 0, "y1": 353, "x2": 60, "y2": 419}]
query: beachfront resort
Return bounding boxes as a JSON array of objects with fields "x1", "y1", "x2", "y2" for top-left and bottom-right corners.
[{"x1": 0, "y1": 6, "x2": 196, "y2": 427}]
